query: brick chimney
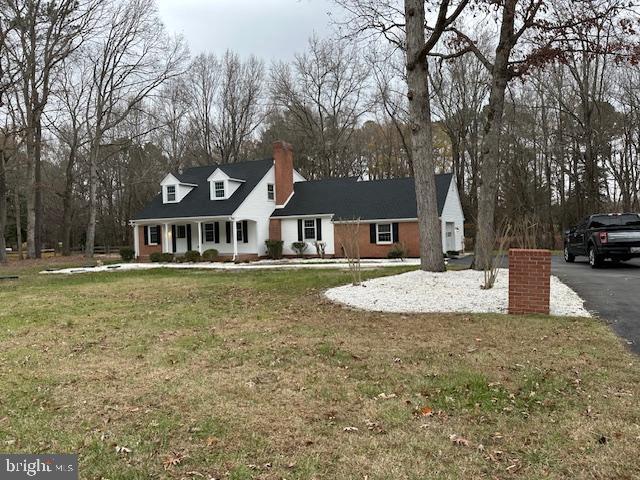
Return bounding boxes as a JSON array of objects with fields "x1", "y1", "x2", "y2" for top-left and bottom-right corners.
[{"x1": 273, "y1": 141, "x2": 294, "y2": 206}]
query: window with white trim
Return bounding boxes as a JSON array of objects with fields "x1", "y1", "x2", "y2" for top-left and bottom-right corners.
[
  {"x1": 376, "y1": 223, "x2": 392, "y2": 244},
  {"x1": 176, "y1": 225, "x2": 186, "y2": 239},
  {"x1": 214, "y1": 181, "x2": 225, "y2": 198},
  {"x1": 267, "y1": 183, "x2": 275, "y2": 201},
  {"x1": 166, "y1": 185, "x2": 176, "y2": 202},
  {"x1": 304, "y1": 219, "x2": 316, "y2": 240},
  {"x1": 236, "y1": 221, "x2": 244, "y2": 241},
  {"x1": 148, "y1": 226, "x2": 160, "y2": 245},
  {"x1": 204, "y1": 223, "x2": 215, "y2": 242}
]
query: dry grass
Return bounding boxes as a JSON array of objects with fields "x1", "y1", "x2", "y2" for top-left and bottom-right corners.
[{"x1": 0, "y1": 265, "x2": 638, "y2": 479}]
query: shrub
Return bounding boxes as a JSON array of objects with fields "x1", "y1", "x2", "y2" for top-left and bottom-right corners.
[
  {"x1": 120, "y1": 247, "x2": 135, "y2": 262},
  {"x1": 387, "y1": 243, "x2": 407, "y2": 261},
  {"x1": 314, "y1": 241, "x2": 326, "y2": 259},
  {"x1": 150, "y1": 252, "x2": 174, "y2": 263},
  {"x1": 202, "y1": 249, "x2": 219, "y2": 261},
  {"x1": 184, "y1": 250, "x2": 202, "y2": 262},
  {"x1": 265, "y1": 239, "x2": 284, "y2": 259},
  {"x1": 291, "y1": 241, "x2": 308, "y2": 257},
  {"x1": 149, "y1": 252, "x2": 163, "y2": 263}
]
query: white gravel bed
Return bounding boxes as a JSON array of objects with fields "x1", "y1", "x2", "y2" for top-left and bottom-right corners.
[
  {"x1": 324, "y1": 269, "x2": 591, "y2": 317},
  {"x1": 41, "y1": 258, "x2": 420, "y2": 275}
]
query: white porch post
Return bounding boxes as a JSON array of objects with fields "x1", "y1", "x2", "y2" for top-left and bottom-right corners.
[
  {"x1": 133, "y1": 223, "x2": 139, "y2": 259},
  {"x1": 163, "y1": 224, "x2": 169, "y2": 253},
  {"x1": 232, "y1": 219, "x2": 238, "y2": 261},
  {"x1": 197, "y1": 221, "x2": 203, "y2": 255}
]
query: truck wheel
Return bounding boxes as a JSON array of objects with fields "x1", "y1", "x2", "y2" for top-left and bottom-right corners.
[
  {"x1": 589, "y1": 246, "x2": 603, "y2": 268},
  {"x1": 564, "y1": 246, "x2": 575, "y2": 263}
]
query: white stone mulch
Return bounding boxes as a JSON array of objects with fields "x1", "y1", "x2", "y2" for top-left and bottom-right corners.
[
  {"x1": 41, "y1": 258, "x2": 421, "y2": 275},
  {"x1": 324, "y1": 268, "x2": 591, "y2": 317}
]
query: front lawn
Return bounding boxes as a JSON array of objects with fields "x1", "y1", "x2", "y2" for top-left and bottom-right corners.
[{"x1": 0, "y1": 264, "x2": 638, "y2": 479}]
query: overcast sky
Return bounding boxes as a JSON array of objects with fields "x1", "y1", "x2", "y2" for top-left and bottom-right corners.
[{"x1": 156, "y1": 0, "x2": 339, "y2": 62}]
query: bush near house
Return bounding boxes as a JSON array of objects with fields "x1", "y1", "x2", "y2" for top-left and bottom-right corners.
[
  {"x1": 291, "y1": 241, "x2": 308, "y2": 257},
  {"x1": 119, "y1": 247, "x2": 134, "y2": 262},
  {"x1": 183, "y1": 250, "x2": 202, "y2": 262},
  {"x1": 202, "y1": 249, "x2": 219, "y2": 261},
  {"x1": 265, "y1": 240, "x2": 284, "y2": 259},
  {"x1": 150, "y1": 252, "x2": 174, "y2": 263},
  {"x1": 387, "y1": 243, "x2": 407, "y2": 260}
]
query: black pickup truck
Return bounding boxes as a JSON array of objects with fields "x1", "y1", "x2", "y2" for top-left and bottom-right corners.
[{"x1": 564, "y1": 213, "x2": 640, "y2": 267}]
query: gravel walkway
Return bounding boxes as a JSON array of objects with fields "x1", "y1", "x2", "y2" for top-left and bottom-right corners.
[{"x1": 325, "y1": 269, "x2": 591, "y2": 317}]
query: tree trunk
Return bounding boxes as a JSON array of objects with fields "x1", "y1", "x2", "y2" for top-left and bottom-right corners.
[
  {"x1": 25, "y1": 132, "x2": 37, "y2": 259},
  {"x1": 405, "y1": 0, "x2": 445, "y2": 272},
  {"x1": 34, "y1": 119, "x2": 43, "y2": 257},
  {"x1": 84, "y1": 139, "x2": 100, "y2": 257},
  {"x1": 61, "y1": 142, "x2": 77, "y2": 256},
  {"x1": 14, "y1": 185, "x2": 23, "y2": 260},
  {"x1": 473, "y1": 0, "x2": 516, "y2": 271},
  {"x1": 0, "y1": 151, "x2": 7, "y2": 264}
]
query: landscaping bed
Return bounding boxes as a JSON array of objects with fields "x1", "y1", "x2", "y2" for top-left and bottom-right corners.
[{"x1": 325, "y1": 268, "x2": 591, "y2": 317}]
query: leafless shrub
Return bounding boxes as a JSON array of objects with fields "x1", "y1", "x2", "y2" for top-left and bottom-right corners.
[
  {"x1": 511, "y1": 214, "x2": 543, "y2": 249},
  {"x1": 337, "y1": 219, "x2": 362, "y2": 286},
  {"x1": 314, "y1": 240, "x2": 326, "y2": 259},
  {"x1": 480, "y1": 219, "x2": 512, "y2": 290}
]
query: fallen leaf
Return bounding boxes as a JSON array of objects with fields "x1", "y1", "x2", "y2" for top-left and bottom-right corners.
[
  {"x1": 449, "y1": 434, "x2": 470, "y2": 447},
  {"x1": 163, "y1": 451, "x2": 187, "y2": 470},
  {"x1": 420, "y1": 406, "x2": 433, "y2": 417},
  {"x1": 343, "y1": 426, "x2": 358, "y2": 432},
  {"x1": 115, "y1": 445, "x2": 132, "y2": 455}
]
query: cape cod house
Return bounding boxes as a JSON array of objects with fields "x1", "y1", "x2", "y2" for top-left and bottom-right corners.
[{"x1": 130, "y1": 141, "x2": 465, "y2": 260}]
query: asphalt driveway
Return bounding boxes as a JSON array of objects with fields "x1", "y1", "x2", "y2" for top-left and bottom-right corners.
[
  {"x1": 551, "y1": 256, "x2": 640, "y2": 353},
  {"x1": 449, "y1": 255, "x2": 640, "y2": 353}
]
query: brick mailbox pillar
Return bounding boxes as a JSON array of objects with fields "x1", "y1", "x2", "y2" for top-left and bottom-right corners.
[{"x1": 508, "y1": 249, "x2": 551, "y2": 315}]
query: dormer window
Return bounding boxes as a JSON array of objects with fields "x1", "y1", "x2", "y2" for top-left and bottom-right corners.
[
  {"x1": 214, "y1": 181, "x2": 225, "y2": 199},
  {"x1": 166, "y1": 185, "x2": 176, "y2": 202}
]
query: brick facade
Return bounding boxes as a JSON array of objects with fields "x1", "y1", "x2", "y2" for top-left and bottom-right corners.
[
  {"x1": 268, "y1": 218, "x2": 282, "y2": 241},
  {"x1": 334, "y1": 222, "x2": 421, "y2": 258},
  {"x1": 508, "y1": 249, "x2": 551, "y2": 315},
  {"x1": 137, "y1": 225, "x2": 162, "y2": 260},
  {"x1": 273, "y1": 141, "x2": 293, "y2": 206}
]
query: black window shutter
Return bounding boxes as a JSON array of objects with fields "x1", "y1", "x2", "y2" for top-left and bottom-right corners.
[
  {"x1": 392, "y1": 223, "x2": 399, "y2": 243},
  {"x1": 369, "y1": 224, "x2": 376, "y2": 244},
  {"x1": 157, "y1": 225, "x2": 162, "y2": 246},
  {"x1": 143, "y1": 226, "x2": 149, "y2": 245},
  {"x1": 201, "y1": 224, "x2": 205, "y2": 243},
  {"x1": 186, "y1": 224, "x2": 192, "y2": 251},
  {"x1": 214, "y1": 222, "x2": 220, "y2": 243},
  {"x1": 242, "y1": 220, "x2": 248, "y2": 243},
  {"x1": 171, "y1": 225, "x2": 177, "y2": 252},
  {"x1": 316, "y1": 218, "x2": 322, "y2": 241},
  {"x1": 297, "y1": 219, "x2": 303, "y2": 241},
  {"x1": 225, "y1": 221, "x2": 231, "y2": 243}
]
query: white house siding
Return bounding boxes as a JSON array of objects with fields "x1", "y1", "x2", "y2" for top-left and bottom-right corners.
[
  {"x1": 439, "y1": 178, "x2": 465, "y2": 252},
  {"x1": 207, "y1": 169, "x2": 243, "y2": 200},
  {"x1": 160, "y1": 174, "x2": 194, "y2": 203},
  {"x1": 280, "y1": 216, "x2": 335, "y2": 256},
  {"x1": 233, "y1": 166, "x2": 277, "y2": 256}
]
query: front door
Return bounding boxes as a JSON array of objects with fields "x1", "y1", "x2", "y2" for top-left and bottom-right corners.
[{"x1": 445, "y1": 222, "x2": 456, "y2": 252}]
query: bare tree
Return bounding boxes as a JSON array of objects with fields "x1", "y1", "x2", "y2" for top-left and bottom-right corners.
[
  {"x1": 271, "y1": 36, "x2": 371, "y2": 178},
  {"x1": 187, "y1": 53, "x2": 219, "y2": 164},
  {"x1": 214, "y1": 51, "x2": 264, "y2": 163},
  {"x1": 83, "y1": 0, "x2": 187, "y2": 257},
  {"x1": 0, "y1": 0, "x2": 102, "y2": 258}
]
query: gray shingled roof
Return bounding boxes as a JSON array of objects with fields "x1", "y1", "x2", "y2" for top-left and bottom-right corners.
[
  {"x1": 132, "y1": 158, "x2": 273, "y2": 221},
  {"x1": 271, "y1": 173, "x2": 453, "y2": 220}
]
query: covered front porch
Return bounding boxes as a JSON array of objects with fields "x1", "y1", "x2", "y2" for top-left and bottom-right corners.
[{"x1": 133, "y1": 218, "x2": 259, "y2": 260}]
